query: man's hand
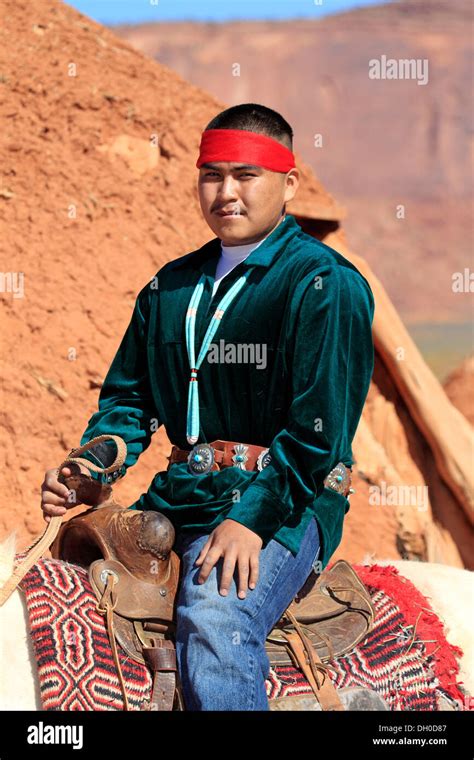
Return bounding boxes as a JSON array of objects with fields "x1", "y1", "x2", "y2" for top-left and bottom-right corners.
[
  {"x1": 40, "y1": 463, "x2": 90, "y2": 522},
  {"x1": 194, "y1": 519, "x2": 263, "y2": 599}
]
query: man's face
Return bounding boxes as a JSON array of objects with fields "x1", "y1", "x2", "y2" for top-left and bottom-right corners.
[{"x1": 197, "y1": 161, "x2": 299, "y2": 245}]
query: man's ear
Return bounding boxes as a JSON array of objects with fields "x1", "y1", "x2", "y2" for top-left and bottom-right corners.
[{"x1": 283, "y1": 168, "x2": 299, "y2": 203}]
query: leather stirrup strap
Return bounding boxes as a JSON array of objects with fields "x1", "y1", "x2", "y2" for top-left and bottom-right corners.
[
  {"x1": 283, "y1": 631, "x2": 345, "y2": 711},
  {"x1": 96, "y1": 572, "x2": 130, "y2": 711},
  {"x1": 0, "y1": 435, "x2": 127, "y2": 608},
  {"x1": 282, "y1": 608, "x2": 345, "y2": 711},
  {"x1": 141, "y1": 642, "x2": 177, "y2": 711},
  {"x1": 96, "y1": 575, "x2": 178, "y2": 711}
]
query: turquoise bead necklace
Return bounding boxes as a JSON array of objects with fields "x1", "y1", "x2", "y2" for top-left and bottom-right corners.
[{"x1": 185, "y1": 270, "x2": 251, "y2": 445}]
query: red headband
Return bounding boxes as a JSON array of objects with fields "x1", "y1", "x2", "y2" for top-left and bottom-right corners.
[{"x1": 196, "y1": 128, "x2": 295, "y2": 173}]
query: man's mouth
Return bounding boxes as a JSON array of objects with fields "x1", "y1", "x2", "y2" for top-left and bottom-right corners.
[{"x1": 214, "y1": 209, "x2": 245, "y2": 217}]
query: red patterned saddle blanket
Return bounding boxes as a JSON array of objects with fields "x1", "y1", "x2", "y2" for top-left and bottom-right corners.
[{"x1": 17, "y1": 558, "x2": 469, "y2": 711}]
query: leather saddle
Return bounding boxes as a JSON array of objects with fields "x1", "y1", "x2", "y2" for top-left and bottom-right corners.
[
  {"x1": 51, "y1": 503, "x2": 183, "y2": 711},
  {"x1": 49, "y1": 436, "x2": 376, "y2": 712}
]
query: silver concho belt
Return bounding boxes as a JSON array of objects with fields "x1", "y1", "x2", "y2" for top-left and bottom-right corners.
[
  {"x1": 186, "y1": 443, "x2": 272, "y2": 476},
  {"x1": 186, "y1": 442, "x2": 353, "y2": 497}
]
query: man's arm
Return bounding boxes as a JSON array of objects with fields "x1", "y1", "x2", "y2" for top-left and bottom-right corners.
[
  {"x1": 225, "y1": 263, "x2": 375, "y2": 546},
  {"x1": 78, "y1": 281, "x2": 160, "y2": 479}
]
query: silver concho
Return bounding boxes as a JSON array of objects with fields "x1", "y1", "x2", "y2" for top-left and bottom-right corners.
[
  {"x1": 256, "y1": 448, "x2": 272, "y2": 471},
  {"x1": 232, "y1": 444, "x2": 249, "y2": 470},
  {"x1": 187, "y1": 443, "x2": 215, "y2": 475},
  {"x1": 324, "y1": 462, "x2": 351, "y2": 495}
]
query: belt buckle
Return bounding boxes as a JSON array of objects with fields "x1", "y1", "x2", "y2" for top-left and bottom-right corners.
[
  {"x1": 231, "y1": 443, "x2": 249, "y2": 470},
  {"x1": 187, "y1": 443, "x2": 215, "y2": 475}
]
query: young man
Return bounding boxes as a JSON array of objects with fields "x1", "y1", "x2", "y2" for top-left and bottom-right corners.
[{"x1": 41, "y1": 103, "x2": 375, "y2": 710}]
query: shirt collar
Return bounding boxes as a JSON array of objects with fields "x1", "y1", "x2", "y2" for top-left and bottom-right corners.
[
  {"x1": 220, "y1": 236, "x2": 265, "y2": 262},
  {"x1": 172, "y1": 214, "x2": 301, "y2": 272}
]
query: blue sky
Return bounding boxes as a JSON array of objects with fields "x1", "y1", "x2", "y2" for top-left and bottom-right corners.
[{"x1": 65, "y1": 0, "x2": 390, "y2": 25}]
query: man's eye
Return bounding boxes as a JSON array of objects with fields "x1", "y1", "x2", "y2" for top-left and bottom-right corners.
[{"x1": 203, "y1": 171, "x2": 256, "y2": 178}]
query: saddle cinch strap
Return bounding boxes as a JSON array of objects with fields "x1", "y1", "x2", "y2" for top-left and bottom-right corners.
[{"x1": 3, "y1": 435, "x2": 376, "y2": 712}]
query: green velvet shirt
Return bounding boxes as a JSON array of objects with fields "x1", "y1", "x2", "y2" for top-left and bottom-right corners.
[{"x1": 79, "y1": 214, "x2": 375, "y2": 570}]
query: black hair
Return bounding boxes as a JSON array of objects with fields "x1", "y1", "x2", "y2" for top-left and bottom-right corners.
[{"x1": 205, "y1": 103, "x2": 293, "y2": 151}]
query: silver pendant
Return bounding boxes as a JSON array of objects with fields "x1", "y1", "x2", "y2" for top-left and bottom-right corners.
[
  {"x1": 187, "y1": 443, "x2": 215, "y2": 475},
  {"x1": 232, "y1": 444, "x2": 249, "y2": 470},
  {"x1": 256, "y1": 448, "x2": 272, "y2": 471},
  {"x1": 324, "y1": 462, "x2": 352, "y2": 495}
]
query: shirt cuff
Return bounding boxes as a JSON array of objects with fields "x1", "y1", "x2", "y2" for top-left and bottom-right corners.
[
  {"x1": 225, "y1": 484, "x2": 290, "y2": 546},
  {"x1": 77, "y1": 450, "x2": 126, "y2": 483}
]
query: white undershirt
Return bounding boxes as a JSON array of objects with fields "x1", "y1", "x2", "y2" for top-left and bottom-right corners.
[{"x1": 211, "y1": 238, "x2": 264, "y2": 297}]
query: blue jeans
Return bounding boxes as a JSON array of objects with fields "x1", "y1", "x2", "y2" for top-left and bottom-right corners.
[{"x1": 172, "y1": 516, "x2": 321, "y2": 711}]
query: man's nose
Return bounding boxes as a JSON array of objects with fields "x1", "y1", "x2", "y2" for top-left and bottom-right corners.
[{"x1": 216, "y1": 175, "x2": 239, "y2": 200}]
